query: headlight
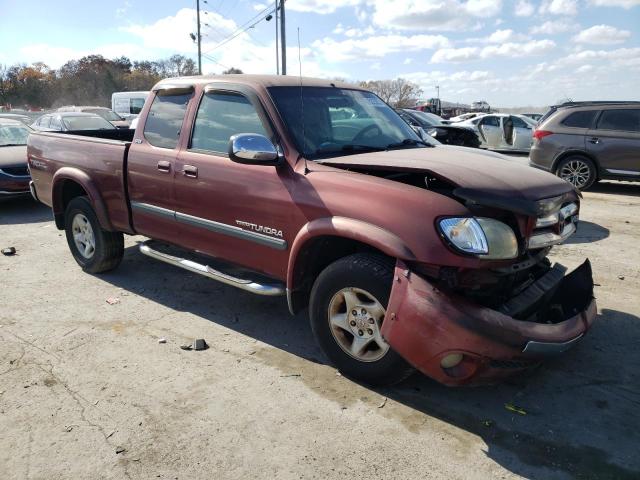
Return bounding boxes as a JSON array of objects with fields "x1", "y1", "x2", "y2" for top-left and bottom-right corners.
[{"x1": 438, "y1": 217, "x2": 518, "y2": 259}]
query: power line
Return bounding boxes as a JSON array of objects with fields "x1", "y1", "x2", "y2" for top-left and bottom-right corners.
[{"x1": 201, "y1": 6, "x2": 276, "y2": 56}]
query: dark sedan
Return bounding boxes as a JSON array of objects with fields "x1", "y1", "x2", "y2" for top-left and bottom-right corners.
[
  {"x1": 397, "y1": 108, "x2": 481, "y2": 148},
  {"x1": 0, "y1": 119, "x2": 32, "y2": 200}
]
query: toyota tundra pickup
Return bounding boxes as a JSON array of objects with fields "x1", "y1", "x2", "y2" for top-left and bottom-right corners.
[{"x1": 27, "y1": 75, "x2": 596, "y2": 386}]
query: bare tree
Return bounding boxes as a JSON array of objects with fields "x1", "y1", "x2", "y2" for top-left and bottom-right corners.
[{"x1": 359, "y1": 78, "x2": 422, "y2": 108}]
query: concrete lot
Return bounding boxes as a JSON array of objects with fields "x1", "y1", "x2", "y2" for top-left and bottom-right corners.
[{"x1": 1, "y1": 180, "x2": 639, "y2": 480}]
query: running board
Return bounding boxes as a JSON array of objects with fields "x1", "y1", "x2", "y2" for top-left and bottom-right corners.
[{"x1": 139, "y1": 241, "x2": 285, "y2": 296}]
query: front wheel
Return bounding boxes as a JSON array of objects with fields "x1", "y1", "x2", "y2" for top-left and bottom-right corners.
[
  {"x1": 64, "y1": 196, "x2": 124, "y2": 273},
  {"x1": 309, "y1": 253, "x2": 414, "y2": 386},
  {"x1": 556, "y1": 156, "x2": 597, "y2": 190}
]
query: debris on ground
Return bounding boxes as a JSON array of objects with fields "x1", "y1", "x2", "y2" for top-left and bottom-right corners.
[
  {"x1": 180, "y1": 339, "x2": 209, "y2": 351},
  {"x1": 504, "y1": 403, "x2": 527, "y2": 415},
  {"x1": 2, "y1": 247, "x2": 16, "y2": 256},
  {"x1": 482, "y1": 420, "x2": 494, "y2": 427},
  {"x1": 158, "y1": 338, "x2": 167, "y2": 344},
  {"x1": 378, "y1": 397, "x2": 387, "y2": 409},
  {"x1": 107, "y1": 430, "x2": 116, "y2": 439},
  {"x1": 105, "y1": 297, "x2": 120, "y2": 305},
  {"x1": 618, "y1": 275, "x2": 625, "y2": 280},
  {"x1": 115, "y1": 446, "x2": 126, "y2": 454},
  {"x1": 193, "y1": 338, "x2": 208, "y2": 351},
  {"x1": 280, "y1": 373, "x2": 301, "y2": 378}
]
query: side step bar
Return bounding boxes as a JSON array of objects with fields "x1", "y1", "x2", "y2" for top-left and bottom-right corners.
[{"x1": 139, "y1": 241, "x2": 285, "y2": 296}]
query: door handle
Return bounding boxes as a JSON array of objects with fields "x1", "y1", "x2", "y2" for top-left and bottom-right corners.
[
  {"x1": 183, "y1": 165, "x2": 198, "y2": 178},
  {"x1": 589, "y1": 137, "x2": 600, "y2": 144},
  {"x1": 157, "y1": 160, "x2": 171, "y2": 173}
]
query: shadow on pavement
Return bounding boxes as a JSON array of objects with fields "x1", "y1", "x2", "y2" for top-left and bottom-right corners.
[
  {"x1": 589, "y1": 181, "x2": 640, "y2": 197},
  {"x1": 99, "y1": 245, "x2": 640, "y2": 480},
  {"x1": 0, "y1": 198, "x2": 52, "y2": 225},
  {"x1": 565, "y1": 220, "x2": 609, "y2": 245}
]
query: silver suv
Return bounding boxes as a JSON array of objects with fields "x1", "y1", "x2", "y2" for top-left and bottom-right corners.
[{"x1": 529, "y1": 101, "x2": 640, "y2": 190}]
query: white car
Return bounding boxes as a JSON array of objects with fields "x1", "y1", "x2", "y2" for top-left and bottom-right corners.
[
  {"x1": 457, "y1": 113, "x2": 533, "y2": 152},
  {"x1": 448, "y1": 112, "x2": 487, "y2": 123}
]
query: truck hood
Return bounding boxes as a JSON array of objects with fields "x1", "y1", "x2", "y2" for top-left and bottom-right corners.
[
  {"x1": 0, "y1": 145, "x2": 27, "y2": 168},
  {"x1": 320, "y1": 146, "x2": 577, "y2": 216}
]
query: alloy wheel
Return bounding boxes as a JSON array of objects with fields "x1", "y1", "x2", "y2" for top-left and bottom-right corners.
[
  {"x1": 559, "y1": 160, "x2": 591, "y2": 189},
  {"x1": 71, "y1": 213, "x2": 96, "y2": 259},
  {"x1": 327, "y1": 287, "x2": 390, "y2": 362}
]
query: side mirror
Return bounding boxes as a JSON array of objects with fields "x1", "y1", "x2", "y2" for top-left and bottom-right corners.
[
  {"x1": 411, "y1": 125, "x2": 428, "y2": 141},
  {"x1": 228, "y1": 133, "x2": 281, "y2": 166}
]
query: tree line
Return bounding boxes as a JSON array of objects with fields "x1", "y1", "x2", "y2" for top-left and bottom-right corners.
[
  {"x1": 0, "y1": 54, "x2": 200, "y2": 110},
  {"x1": 1, "y1": 53, "x2": 422, "y2": 110}
]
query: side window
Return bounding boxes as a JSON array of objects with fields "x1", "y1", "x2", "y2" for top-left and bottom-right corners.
[
  {"x1": 597, "y1": 109, "x2": 640, "y2": 132},
  {"x1": 511, "y1": 116, "x2": 528, "y2": 128},
  {"x1": 130, "y1": 98, "x2": 145, "y2": 115},
  {"x1": 562, "y1": 110, "x2": 597, "y2": 128},
  {"x1": 190, "y1": 91, "x2": 268, "y2": 153},
  {"x1": 40, "y1": 116, "x2": 51, "y2": 128},
  {"x1": 49, "y1": 116, "x2": 62, "y2": 130},
  {"x1": 143, "y1": 92, "x2": 191, "y2": 149},
  {"x1": 482, "y1": 116, "x2": 500, "y2": 127}
]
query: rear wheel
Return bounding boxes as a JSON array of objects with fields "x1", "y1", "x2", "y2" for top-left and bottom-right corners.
[
  {"x1": 309, "y1": 253, "x2": 414, "y2": 386},
  {"x1": 556, "y1": 156, "x2": 597, "y2": 190},
  {"x1": 64, "y1": 196, "x2": 124, "y2": 273}
]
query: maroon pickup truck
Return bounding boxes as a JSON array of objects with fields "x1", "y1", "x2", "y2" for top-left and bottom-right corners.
[{"x1": 27, "y1": 75, "x2": 596, "y2": 386}]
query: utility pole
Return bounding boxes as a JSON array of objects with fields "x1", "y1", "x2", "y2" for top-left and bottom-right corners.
[
  {"x1": 196, "y1": 0, "x2": 202, "y2": 75},
  {"x1": 275, "y1": 0, "x2": 279, "y2": 75},
  {"x1": 280, "y1": 0, "x2": 286, "y2": 75}
]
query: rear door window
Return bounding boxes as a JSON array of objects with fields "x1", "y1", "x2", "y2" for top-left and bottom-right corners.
[
  {"x1": 49, "y1": 116, "x2": 62, "y2": 130},
  {"x1": 130, "y1": 98, "x2": 145, "y2": 115},
  {"x1": 481, "y1": 116, "x2": 500, "y2": 127},
  {"x1": 596, "y1": 109, "x2": 640, "y2": 132},
  {"x1": 190, "y1": 91, "x2": 268, "y2": 154},
  {"x1": 143, "y1": 92, "x2": 192, "y2": 149},
  {"x1": 511, "y1": 116, "x2": 528, "y2": 128},
  {"x1": 562, "y1": 110, "x2": 597, "y2": 128}
]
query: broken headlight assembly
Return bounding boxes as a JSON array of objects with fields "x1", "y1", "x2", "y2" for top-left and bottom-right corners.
[{"x1": 438, "y1": 217, "x2": 518, "y2": 260}]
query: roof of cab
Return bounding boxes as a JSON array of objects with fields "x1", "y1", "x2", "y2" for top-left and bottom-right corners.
[{"x1": 152, "y1": 74, "x2": 359, "y2": 92}]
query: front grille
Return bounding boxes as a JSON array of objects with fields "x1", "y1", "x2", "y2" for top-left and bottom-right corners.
[
  {"x1": 0, "y1": 166, "x2": 29, "y2": 177},
  {"x1": 528, "y1": 201, "x2": 578, "y2": 249}
]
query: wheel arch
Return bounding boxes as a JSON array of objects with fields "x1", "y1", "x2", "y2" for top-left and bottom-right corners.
[
  {"x1": 286, "y1": 217, "x2": 416, "y2": 315},
  {"x1": 52, "y1": 168, "x2": 114, "y2": 231},
  {"x1": 552, "y1": 150, "x2": 601, "y2": 179}
]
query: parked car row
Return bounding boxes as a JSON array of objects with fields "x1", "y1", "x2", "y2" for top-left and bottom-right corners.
[{"x1": 31, "y1": 112, "x2": 117, "y2": 132}]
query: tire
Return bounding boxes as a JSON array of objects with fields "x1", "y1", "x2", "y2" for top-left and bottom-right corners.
[
  {"x1": 556, "y1": 156, "x2": 597, "y2": 190},
  {"x1": 309, "y1": 253, "x2": 414, "y2": 386},
  {"x1": 64, "y1": 196, "x2": 124, "y2": 273}
]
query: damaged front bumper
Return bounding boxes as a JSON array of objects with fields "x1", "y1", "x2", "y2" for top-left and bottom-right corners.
[{"x1": 381, "y1": 259, "x2": 596, "y2": 386}]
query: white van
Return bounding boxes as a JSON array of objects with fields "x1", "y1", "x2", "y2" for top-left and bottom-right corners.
[{"x1": 111, "y1": 91, "x2": 149, "y2": 120}]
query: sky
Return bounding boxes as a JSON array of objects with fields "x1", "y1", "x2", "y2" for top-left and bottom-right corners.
[{"x1": 1, "y1": 0, "x2": 639, "y2": 107}]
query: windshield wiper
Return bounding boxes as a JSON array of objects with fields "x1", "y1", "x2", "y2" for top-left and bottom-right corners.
[
  {"x1": 0, "y1": 143, "x2": 26, "y2": 147},
  {"x1": 385, "y1": 138, "x2": 433, "y2": 149}
]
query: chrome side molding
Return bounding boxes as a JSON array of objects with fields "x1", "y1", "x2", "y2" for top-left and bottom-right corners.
[{"x1": 139, "y1": 241, "x2": 285, "y2": 296}]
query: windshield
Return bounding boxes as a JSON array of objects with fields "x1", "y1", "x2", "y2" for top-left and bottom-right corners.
[
  {"x1": 268, "y1": 86, "x2": 424, "y2": 159},
  {"x1": 62, "y1": 115, "x2": 116, "y2": 130},
  {"x1": 86, "y1": 108, "x2": 123, "y2": 121},
  {"x1": 0, "y1": 123, "x2": 31, "y2": 146}
]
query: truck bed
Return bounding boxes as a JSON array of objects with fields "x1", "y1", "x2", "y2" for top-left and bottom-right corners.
[{"x1": 27, "y1": 129, "x2": 134, "y2": 233}]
